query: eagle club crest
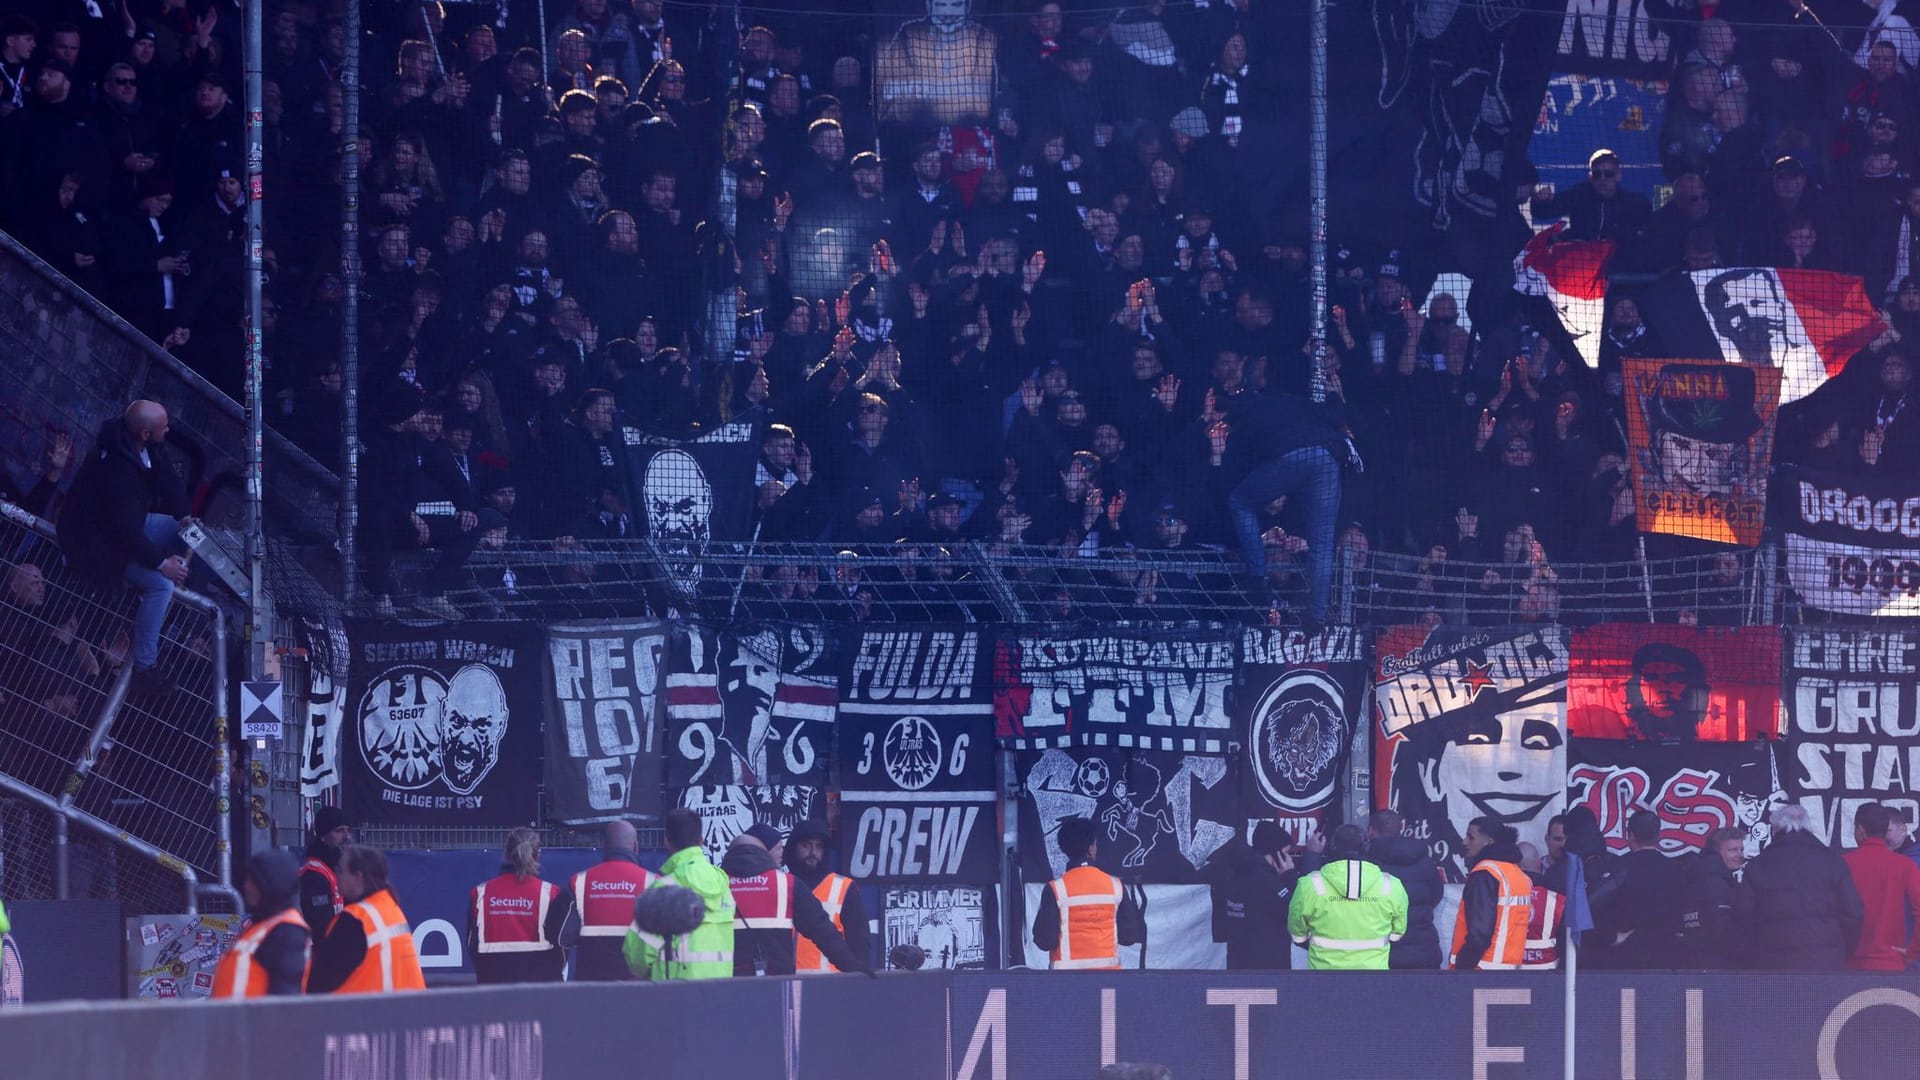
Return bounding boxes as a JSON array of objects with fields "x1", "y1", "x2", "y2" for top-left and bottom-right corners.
[{"x1": 1248, "y1": 670, "x2": 1347, "y2": 813}]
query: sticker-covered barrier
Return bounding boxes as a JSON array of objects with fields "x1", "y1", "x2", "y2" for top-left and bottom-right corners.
[{"x1": 5, "y1": 971, "x2": 1920, "y2": 1080}]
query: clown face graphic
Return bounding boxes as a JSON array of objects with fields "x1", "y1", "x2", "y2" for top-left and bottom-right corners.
[
  {"x1": 1418, "y1": 702, "x2": 1566, "y2": 866},
  {"x1": 440, "y1": 664, "x2": 508, "y2": 794}
]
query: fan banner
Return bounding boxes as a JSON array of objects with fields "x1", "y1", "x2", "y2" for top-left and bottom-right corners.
[
  {"x1": 340, "y1": 621, "x2": 544, "y2": 826},
  {"x1": 622, "y1": 418, "x2": 763, "y2": 597},
  {"x1": 1622, "y1": 358, "x2": 1780, "y2": 546},
  {"x1": 1232, "y1": 627, "x2": 1370, "y2": 843},
  {"x1": 1016, "y1": 745, "x2": 1241, "y2": 885},
  {"x1": 1687, "y1": 268, "x2": 1883, "y2": 405},
  {"x1": 1513, "y1": 224, "x2": 1613, "y2": 368},
  {"x1": 543, "y1": 621, "x2": 669, "y2": 824},
  {"x1": 1780, "y1": 464, "x2": 1920, "y2": 617},
  {"x1": 1373, "y1": 625, "x2": 1570, "y2": 882},
  {"x1": 837, "y1": 629, "x2": 998, "y2": 882},
  {"x1": 1568, "y1": 624, "x2": 1783, "y2": 742},
  {"x1": 991, "y1": 628, "x2": 1235, "y2": 750},
  {"x1": 1784, "y1": 628, "x2": 1920, "y2": 849},
  {"x1": 1567, "y1": 739, "x2": 1787, "y2": 861}
]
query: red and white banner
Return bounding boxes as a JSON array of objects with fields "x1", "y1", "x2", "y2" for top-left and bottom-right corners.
[
  {"x1": 1688, "y1": 268, "x2": 1885, "y2": 404},
  {"x1": 1514, "y1": 223, "x2": 1613, "y2": 368}
]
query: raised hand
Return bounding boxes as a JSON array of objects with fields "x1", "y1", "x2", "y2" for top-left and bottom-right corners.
[
  {"x1": 1022, "y1": 250, "x2": 1047, "y2": 289},
  {"x1": 1155, "y1": 373, "x2": 1181, "y2": 411},
  {"x1": 1020, "y1": 377, "x2": 1043, "y2": 414}
]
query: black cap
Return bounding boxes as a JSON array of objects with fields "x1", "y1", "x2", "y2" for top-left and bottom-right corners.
[
  {"x1": 850, "y1": 150, "x2": 883, "y2": 171},
  {"x1": 1377, "y1": 248, "x2": 1404, "y2": 281},
  {"x1": 39, "y1": 56, "x2": 72, "y2": 77},
  {"x1": 744, "y1": 822, "x2": 785, "y2": 848},
  {"x1": 198, "y1": 69, "x2": 228, "y2": 90},
  {"x1": 312, "y1": 804, "x2": 352, "y2": 838},
  {"x1": 928, "y1": 491, "x2": 962, "y2": 511}
]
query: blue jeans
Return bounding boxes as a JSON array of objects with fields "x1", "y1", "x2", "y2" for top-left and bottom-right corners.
[
  {"x1": 122, "y1": 513, "x2": 182, "y2": 670},
  {"x1": 1229, "y1": 446, "x2": 1341, "y2": 621}
]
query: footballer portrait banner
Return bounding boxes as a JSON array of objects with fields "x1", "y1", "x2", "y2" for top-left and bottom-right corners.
[
  {"x1": 1568, "y1": 624, "x2": 1782, "y2": 742},
  {"x1": 1374, "y1": 625, "x2": 1570, "y2": 881},
  {"x1": 341, "y1": 621, "x2": 544, "y2": 826},
  {"x1": 1622, "y1": 357, "x2": 1779, "y2": 547}
]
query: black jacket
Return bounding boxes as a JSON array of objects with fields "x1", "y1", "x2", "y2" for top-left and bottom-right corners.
[
  {"x1": 1032, "y1": 859, "x2": 1146, "y2": 962},
  {"x1": 1209, "y1": 839, "x2": 1313, "y2": 970},
  {"x1": 242, "y1": 849, "x2": 312, "y2": 996},
  {"x1": 1675, "y1": 849, "x2": 1744, "y2": 970},
  {"x1": 1456, "y1": 842, "x2": 1525, "y2": 969},
  {"x1": 1590, "y1": 848, "x2": 1685, "y2": 969},
  {"x1": 1370, "y1": 835, "x2": 1444, "y2": 969},
  {"x1": 1735, "y1": 829, "x2": 1865, "y2": 971},
  {"x1": 721, "y1": 843, "x2": 866, "y2": 976},
  {"x1": 56, "y1": 418, "x2": 191, "y2": 589},
  {"x1": 297, "y1": 840, "x2": 343, "y2": 930}
]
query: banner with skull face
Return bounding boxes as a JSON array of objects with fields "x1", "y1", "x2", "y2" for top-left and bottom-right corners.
[
  {"x1": 996, "y1": 627, "x2": 1241, "y2": 883},
  {"x1": 342, "y1": 621, "x2": 543, "y2": 825},
  {"x1": 624, "y1": 419, "x2": 761, "y2": 598},
  {"x1": 838, "y1": 628, "x2": 998, "y2": 882},
  {"x1": 1373, "y1": 625, "x2": 1570, "y2": 882},
  {"x1": 1234, "y1": 627, "x2": 1370, "y2": 845}
]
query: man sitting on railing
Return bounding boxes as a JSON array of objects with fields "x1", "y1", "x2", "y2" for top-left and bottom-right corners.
[{"x1": 54, "y1": 400, "x2": 194, "y2": 697}]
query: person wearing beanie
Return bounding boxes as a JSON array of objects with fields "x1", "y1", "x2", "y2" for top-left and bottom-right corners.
[
  {"x1": 785, "y1": 819, "x2": 871, "y2": 973},
  {"x1": 1032, "y1": 816, "x2": 1143, "y2": 970},
  {"x1": 299, "y1": 805, "x2": 353, "y2": 926},
  {"x1": 213, "y1": 849, "x2": 311, "y2": 997},
  {"x1": 1210, "y1": 819, "x2": 1324, "y2": 970},
  {"x1": 722, "y1": 821, "x2": 867, "y2": 976}
]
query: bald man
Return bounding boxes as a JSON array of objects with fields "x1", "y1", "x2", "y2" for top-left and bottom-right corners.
[
  {"x1": 55, "y1": 401, "x2": 194, "y2": 695},
  {"x1": 568, "y1": 819, "x2": 658, "y2": 980}
]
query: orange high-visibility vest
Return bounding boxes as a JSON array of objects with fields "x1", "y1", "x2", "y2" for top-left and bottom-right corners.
[
  {"x1": 1522, "y1": 885, "x2": 1566, "y2": 970},
  {"x1": 211, "y1": 908, "x2": 310, "y2": 998},
  {"x1": 572, "y1": 861, "x2": 657, "y2": 937},
  {"x1": 795, "y1": 873, "x2": 853, "y2": 973},
  {"x1": 1449, "y1": 860, "x2": 1533, "y2": 970},
  {"x1": 334, "y1": 889, "x2": 426, "y2": 993},
  {"x1": 471, "y1": 873, "x2": 559, "y2": 953},
  {"x1": 1049, "y1": 866, "x2": 1122, "y2": 971}
]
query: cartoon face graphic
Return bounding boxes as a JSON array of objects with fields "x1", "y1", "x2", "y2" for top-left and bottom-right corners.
[
  {"x1": 643, "y1": 448, "x2": 713, "y2": 592},
  {"x1": 1418, "y1": 702, "x2": 1567, "y2": 861},
  {"x1": 439, "y1": 664, "x2": 508, "y2": 794},
  {"x1": 1249, "y1": 670, "x2": 1347, "y2": 813}
]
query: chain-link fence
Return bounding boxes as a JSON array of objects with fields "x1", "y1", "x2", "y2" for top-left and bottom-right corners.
[{"x1": 0, "y1": 501, "x2": 237, "y2": 914}]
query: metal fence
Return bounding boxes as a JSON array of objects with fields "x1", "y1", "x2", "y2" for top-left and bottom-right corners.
[
  {"x1": 0, "y1": 231, "x2": 340, "y2": 544},
  {"x1": 387, "y1": 538, "x2": 1788, "y2": 629},
  {"x1": 0, "y1": 501, "x2": 238, "y2": 915}
]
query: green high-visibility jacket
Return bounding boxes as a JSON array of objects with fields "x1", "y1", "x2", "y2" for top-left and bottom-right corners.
[
  {"x1": 0, "y1": 897, "x2": 10, "y2": 990},
  {"x1": 624, "y1": 846, "x2": 736, "y2": 980},
  {"x1": 1287, "y1": 858, "x2": 1408, "y2": 970}
]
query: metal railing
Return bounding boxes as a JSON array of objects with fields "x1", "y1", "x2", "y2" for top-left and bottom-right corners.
[
  {"x1": 0, "y1": 501, "x2": 238, "y2": 915},
  {"x1": 0, "y1": 230, "x2": 340, "y2": 544}
]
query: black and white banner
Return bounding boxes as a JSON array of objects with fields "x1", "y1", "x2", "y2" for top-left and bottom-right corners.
[
  {"x1": 838, "y1": 629, "x2": 998, "y2": 882},
  {"x1": 341, "y1": 621, "x2": 543, "y2": 825},
  {"x1": 677, "y1": 784, "x2": 822, "y2": 863},
  {"x1": 298, "y1": 670, "x2": 343, "y2": 798},
  {"x1": 1567, "y1": 739, "x2": 1786, "y2": 861},
  {"x1": 1550, "y1": 0, "x2": 1687, "y2": 79},
  {"x1": 544, "y1": 621, "x2": 669, "y2": 824},
  {"x1": 1785, "y1": 629, "x2": 1920, "y2": 849},
  {"x1": 882, "y1": 886, "x2": 991, "y2": 971},
  {"x1": 1234, "y1": 628, "x2": 1369, "y2": 842},
  {"x1": 624, "y1": 419, "x2": 762, "y2": 597},
  {"x1": 1781, "y1": 465, "x2": 1920, "y2": 617},
  {"x1": 991, "y1": 629, "x2": 1235, "y2": 750},
  {"x1": 1016, "y1": 746, "x2": 1241, "y2": 884}
]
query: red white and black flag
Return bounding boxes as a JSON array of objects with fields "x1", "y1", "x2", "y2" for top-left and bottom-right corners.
[{"x1": 1513, "y1": 222, "x2": 1613, "y2": 368}]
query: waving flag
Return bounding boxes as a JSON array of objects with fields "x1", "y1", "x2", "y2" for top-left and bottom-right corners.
[
  {"x1": 1686, "y1": 269, "x2": 1885, "y2": 404},
  {"x1": 1514, "y1": 223, "x2": 1614, "y2": 367}
]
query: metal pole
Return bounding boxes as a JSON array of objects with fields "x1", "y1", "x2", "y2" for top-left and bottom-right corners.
[
  {"x1": 54, "y1": 813, "x2": 68, "y2": 900},
  {"x1": 1307, "y1": 0, "x2": 1330, "y2": 403},
  {"x1": 1637, "y1": 536, "x2": 1655, "y2": 621},
  {"x1": 213, "y1": 611, "x2": 236, "y2": 894},
  {"x1": 244, "y1": 0, "x2": 269, "y2": 685},
  {"x1": 1563, "y1": 932, "x2": 1578, "y2": 1080},
  {"x1": 537, "y1": 0, "x2": 550, "y2": 85},
  {"x1": 341, "y1": 0, "x2": 364, "y2": 603}
]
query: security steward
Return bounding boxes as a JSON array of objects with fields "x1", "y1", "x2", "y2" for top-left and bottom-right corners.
[
  {"x1": 1032, "y1": 816, "x2": 1145, "y2": 970},
  {"x1": 1522, "y1": 879, "x2": 1568, "y2": 970},
  {"x1": 569, "y1": 819, "x2": 656, "y2": 981},
  {"x1": 308, "y1": 845, "x2": 426, "y2": 993},
  {"x1": 787, "y1": 819, "x2": 871, "y2": 974},
  {"x1": 299, "y1": 806, "x2": 352, "y2": 927},
  {"x1": 468, "y1": 827, "x2": 578, "y2": 984},
  {"x1": 626, "y1": 808, "x2": 736, "y2": 980},
  {"x1": 722, "y1": 822, "x2": 869, "y2": 976},
  {"x1": 1286, "y1": 824, "x2": 1408, "y2": 970},
  {"x1": 1451, "y1": 817, "x2": 1534, "y2": 971},
  {"x1": 213, "y1": 849, "x2": 311, "y2": 997}
]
